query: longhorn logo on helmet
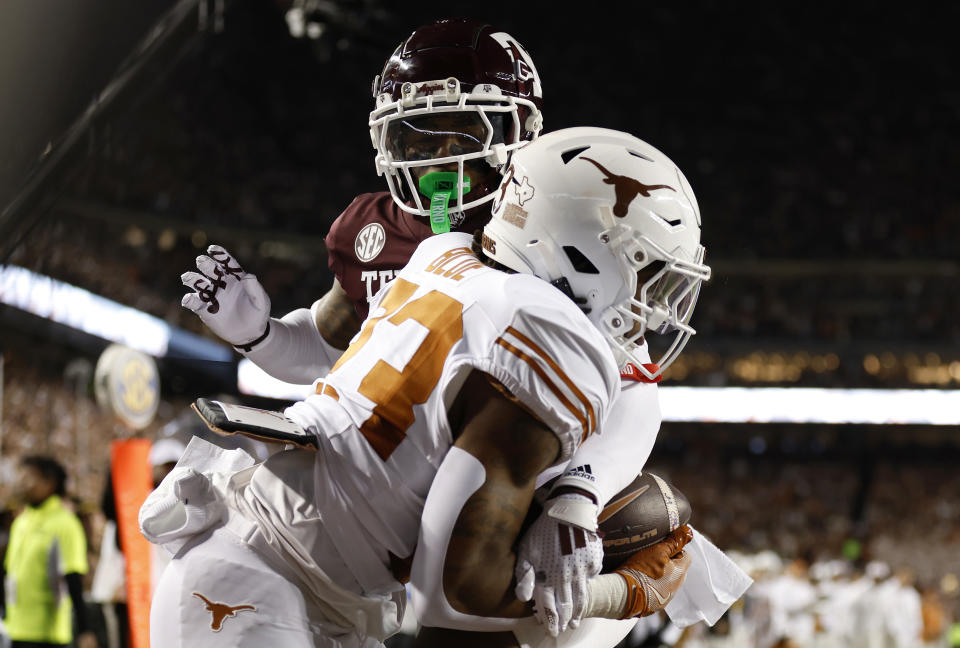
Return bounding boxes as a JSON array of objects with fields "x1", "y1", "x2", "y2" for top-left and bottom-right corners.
[{"x1": 580, "y1": 157, "x2": 675, "y2": 219}]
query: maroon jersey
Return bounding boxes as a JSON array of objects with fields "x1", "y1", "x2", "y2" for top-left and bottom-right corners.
[{"x1": 325, "y1": 192, "x2": 490, "y2": 319}]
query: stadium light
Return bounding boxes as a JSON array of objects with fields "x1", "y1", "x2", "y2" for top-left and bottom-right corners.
[
  {"x1": 0, "y1": 264, "x2": 231, "y2": 362},
  {"x1": 236, "y1": 360, "x2": 960, "y2": 425}
]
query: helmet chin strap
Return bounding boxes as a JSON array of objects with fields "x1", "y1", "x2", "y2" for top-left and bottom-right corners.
[{"x1": 418, "y1": 172, "x2": 471, "y2": 234}]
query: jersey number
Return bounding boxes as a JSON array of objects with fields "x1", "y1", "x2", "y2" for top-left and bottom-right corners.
[{"x1": 330, "y1": 278, "x2": 463, "y2": 460}]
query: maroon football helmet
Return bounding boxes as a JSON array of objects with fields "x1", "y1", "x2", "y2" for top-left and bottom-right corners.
[{"x1": 369, "y1": 18, "x2": 544, "y2": 223}]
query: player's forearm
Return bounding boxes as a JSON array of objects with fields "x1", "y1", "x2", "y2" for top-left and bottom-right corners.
[
  {"x1": 442, "y1": 479, "x2": 534, "y2": 619},
  {"x1": 583, "y1": 574, "x2": 631, "y2": 618},
  {"x1": 241, "y1": 306, "x2": 342, "y2": 384},
  {"x1": 312, "y1": 278, "x2": 362, "y2": 349},
  {"x1": 559, "y1": 382, "x2": 660, "y2": 505},
  {"x1": 411, "y1": 447, "x2": 532, "y2": 631},
  {"x1": 412, "y1": 371, "x2": 562, "y2": 629}
]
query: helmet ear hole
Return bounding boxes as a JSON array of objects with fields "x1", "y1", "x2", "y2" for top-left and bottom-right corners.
[{"x1": 560, "y1": 146, "x2": 591, "y2": 164}]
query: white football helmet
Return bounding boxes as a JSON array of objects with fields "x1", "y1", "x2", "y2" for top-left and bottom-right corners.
[{"x1": 481, "y1": 127, "x2": 711, "y2": 379}]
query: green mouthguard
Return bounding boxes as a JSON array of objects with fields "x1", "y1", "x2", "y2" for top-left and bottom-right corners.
[{"x1": 418, "y1": 172, "x2": 471, "y2": 234}]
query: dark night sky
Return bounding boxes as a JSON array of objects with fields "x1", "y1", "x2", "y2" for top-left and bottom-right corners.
[
  {"x1": 0, "y1": 0, "x2": 956, "y2": 384},
  {"x1": 1, "y1": 1, "x2": 957, "y2": 268},
  {"x1": 2, "y1": 1, "x2": 956, "y2": 257}
]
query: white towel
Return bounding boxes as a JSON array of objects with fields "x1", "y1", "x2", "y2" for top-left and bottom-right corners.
[
  {"x1": 138, "y1": 434, "x2": 262, "y2": 555},
  {"x1": 138, "y1": 466, "x2": 226, "y2": 554},
  {"x1": 664, "y1": 526, "x2": 753, "y2": 627}
]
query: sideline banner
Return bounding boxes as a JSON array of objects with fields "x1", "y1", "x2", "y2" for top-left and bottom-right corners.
[{"x1": 111, "y1": 439, "x2": 154, "y2": 648}]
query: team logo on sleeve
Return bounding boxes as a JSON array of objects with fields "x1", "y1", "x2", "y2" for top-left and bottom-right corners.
[
  {"x1": 192, "y1": 592, "x2": 256, "y2": 631},
  {"x1": 355, "y1": 223, "x2": 386, "y2": 262}
]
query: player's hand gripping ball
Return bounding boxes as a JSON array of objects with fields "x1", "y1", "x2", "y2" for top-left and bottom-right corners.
[
  {"x1": 514, "y1": 492, "x2": 603, "y2": 636},
  {"x1": 597, "y1": 472, "x2": 692, "y2": 573}
]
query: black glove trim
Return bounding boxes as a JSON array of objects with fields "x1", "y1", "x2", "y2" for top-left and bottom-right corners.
[{"x1": 233, "y1": 320, "x2": 271, "y2": 353}]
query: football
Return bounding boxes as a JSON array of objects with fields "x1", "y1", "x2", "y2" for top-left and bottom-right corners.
[{"x1": 598, "y1": 472, "x2": 692, "y2": 572}]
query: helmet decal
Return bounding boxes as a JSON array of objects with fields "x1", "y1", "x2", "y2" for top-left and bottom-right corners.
[
  {"x1": 496, "y1": 165, "x2": 535, "y2": 209},
  {"x1": 501, "y1": 203, "x2": 529, "y2": 229},
  {"x1": 515, "y1": 176, "x2": 536, "y2": 206},
  {"x1": 489, "y1": 32, "x2": 543, "y2": 99},
  {"x1": 579, "y1": 157, "x2": 676, "y2": 219},
  {"x1": 496, "y1": 165, "x2": 515, "y2": 206}
]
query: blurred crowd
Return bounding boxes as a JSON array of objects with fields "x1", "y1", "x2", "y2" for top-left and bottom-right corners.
[
  {"x1": 697, "y1": 274, "x2": 960, "y2": 347},
  {"x1": 655, "y1": 455, "x2": 960, "y2": 599},
  {"x1": 0, "y1": 352, "x2": 187, "y2": 508},
  {"x1": 628, "y1": 448, "x2": 960, "y2": 646},
  {"x1": 11, "y1": 215, "x2": 960, "y2": 352},
  {"x1": 2, "y1": 358, "x2": 959, "y2": 646},
  {"x1": 615, "y1": 552, "x2": 956, "y2": 648},
  {"x1": 3, "y1": 3, "x2": 956, "y2": 389},
  {"x1": 48, "y1": 3, "x2": 960, "y2": 263}
]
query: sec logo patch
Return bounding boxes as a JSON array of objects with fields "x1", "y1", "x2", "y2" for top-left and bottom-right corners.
[
  {"x1": 355, "y1": 223, "x2": 386, "y2": 262},
  {"x1": 94, "y1": 344, "x2": 160, "y2": 430}
]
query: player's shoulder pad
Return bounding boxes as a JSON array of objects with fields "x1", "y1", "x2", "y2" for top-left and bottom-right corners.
[
  {"x1": 482, "y1": 275, "x2": 620, "y2": 463},
  {"x1": 404, "y1": 231, "x2": 474, "y2": 266},
  {"x1": 397, "y1": 231, "x2": 498, "y2": 287},
  {"x1": 325, "y1": 192, "x2": 394, "y2": 245}
]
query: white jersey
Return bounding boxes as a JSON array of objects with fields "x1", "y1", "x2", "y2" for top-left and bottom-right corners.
[{"x1": 238, "y1": 232, "x2": 620, "y2": 605}]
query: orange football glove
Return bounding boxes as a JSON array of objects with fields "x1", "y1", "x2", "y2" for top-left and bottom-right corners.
[{"x1": 614, "y1": 525, "x2": 693, "y2": 618}]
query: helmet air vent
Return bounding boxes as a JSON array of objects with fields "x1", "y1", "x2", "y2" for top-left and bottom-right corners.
[
  {"x1": 560, "y1": 146, "x2": 591, "y2": 164},
  {"x1": 563, "y1": 246, "x2": 599, "y2": 274}
]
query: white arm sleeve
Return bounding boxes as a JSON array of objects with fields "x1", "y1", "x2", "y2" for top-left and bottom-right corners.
[
  {"x1": 240, "y1": 301, "x2": 343, "y2": 385},
  {"x1": 410, "y1": 447, "x2": 527, "y2": 631},
  {"x1": 554, "y1": 380, "x2": 661, "y2": 506}
]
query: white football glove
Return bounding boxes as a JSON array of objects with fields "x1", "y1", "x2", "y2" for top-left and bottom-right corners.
[
  {"x1": 514, "y1": 492, "x2": 603, "y2": 636},
  {"x1": 181, "y1": 245, "x2": 271, "y2": 349}
]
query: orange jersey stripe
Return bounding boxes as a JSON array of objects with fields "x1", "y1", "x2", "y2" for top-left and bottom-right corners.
[
  {"x1": 316, "y1": 382, "x2": 339, "y2": 400},
  {"x1": 495, "y1": 337, "x2": 591, "y2": 443},
  {"x1": 503, "y1": 326, "x2": 597, "y2": 435}
]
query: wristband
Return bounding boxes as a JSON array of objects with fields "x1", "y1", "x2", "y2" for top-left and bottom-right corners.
[
  {"x1": 233, "y1": 321, "x2": 272, "y2": 353},
  {"x1": 550, "y1": 467, "x2": 603, "y2": 523},
  {"x1": 545, "y1": 493, "x2": 599, "y2": 532}
]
